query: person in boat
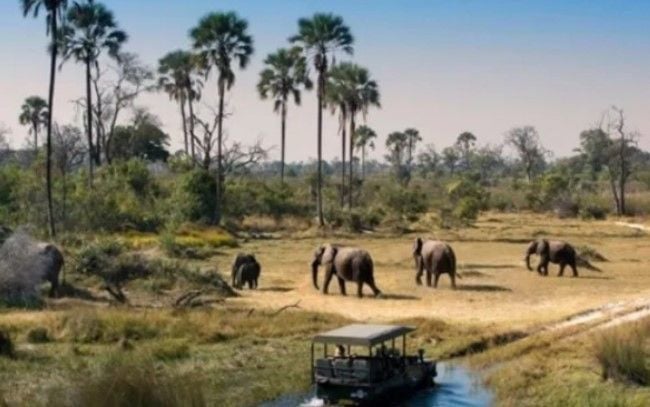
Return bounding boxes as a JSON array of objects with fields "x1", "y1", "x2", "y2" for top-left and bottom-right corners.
[{"x1": 335, "y1": 344, "x2": 346, "y2": 358}]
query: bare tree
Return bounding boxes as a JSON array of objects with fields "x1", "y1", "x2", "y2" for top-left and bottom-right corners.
[
  {"x1": 505, "y1": 126, "x2": 548, "y2": 182},
  {"x1": 53, "y1": 124, "x2": 85, "y2": 227},
  {"x1": 91, "y1": 52, "x2": 155, "y2": 164},
  {"x1": 601, "y1": 106, "x2": 639, "y2": 216},
  {"x1": 222, "y1": 136, "x2": 269, "y2": 177}
]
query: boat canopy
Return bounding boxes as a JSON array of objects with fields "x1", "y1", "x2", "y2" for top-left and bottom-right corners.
[{"x1": 312, "y1": 324, "x2": 415, "y2": 347}]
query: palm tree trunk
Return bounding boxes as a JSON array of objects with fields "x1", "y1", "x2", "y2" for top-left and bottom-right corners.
[
  {"x1": 316, "y1": 70, "x2": 325, "y2": 227},
  {"x1": 340, "y1": 109, "x2": 347, "y2": 207},
  {"x1": 188, "y1": 95, "x2": 196, "y2": 164},
  {"x1": 33, "y1": 124, "x2": 39, "y2": 152},
  {"x1": 180, "y1": 95, "x2": 188, "y2": 155},
  {"x1": 85, "y1": 58, "x2": 94, "y2": 187},
  {"x1": 362, "y1": 145, "x2": 366, "y2": 180},
  {"x1": 215, "y1": 80, "x2": 225, "y2": 225},
  {"x1": 281, "y1": 99, "x2": 287, "y2": 183},
  {"x1": 45, "y1": 12, "x2": 58, "y2": 238},
  {"x1": 348, "y1": 112, "x2": 356, "y2": 209}
]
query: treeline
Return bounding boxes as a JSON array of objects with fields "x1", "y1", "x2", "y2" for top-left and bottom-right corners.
[{"x1": 2, "y1": 1, "x2": 648, "y2": 236}]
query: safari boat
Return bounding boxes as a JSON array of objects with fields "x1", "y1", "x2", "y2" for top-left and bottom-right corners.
[{"x1": 311, "y1": 324, "x2": 436, "y2": 406}]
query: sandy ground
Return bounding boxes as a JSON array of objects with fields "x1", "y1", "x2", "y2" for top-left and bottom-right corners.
[{"x1": 219, "y1": 214, "x2": 650, "y2": 331}]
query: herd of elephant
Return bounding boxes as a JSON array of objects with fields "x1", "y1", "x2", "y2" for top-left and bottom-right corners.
[{"x1": 231, "y1": 238, "x2": 581, "y2": 298}]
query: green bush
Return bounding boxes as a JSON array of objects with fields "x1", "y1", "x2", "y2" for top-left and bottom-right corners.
[
  {"x1": 580, "y1": 204, "x2": 608, "y2": 220},
  {"x1": 0, "y1": 330, "x2": 13, "y2": 358},
  {"x1": 176, "y1": 169, "x2": 217, "y2": 223}
]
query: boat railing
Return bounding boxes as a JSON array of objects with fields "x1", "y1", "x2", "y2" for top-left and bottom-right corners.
[{"x1": 315, "y1": 356, "x2": 407, "y2": 384}]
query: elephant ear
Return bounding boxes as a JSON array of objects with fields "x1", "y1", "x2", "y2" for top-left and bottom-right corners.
[
  {"x1": 412, "y1": 238, "x2": 423, "y2": 256},
  {"x1": 538, "y1": 239, "x2": 550, "y2": 256},
  {"x1": 322, "y1": 245, "x2": 338, "y2": 264}
]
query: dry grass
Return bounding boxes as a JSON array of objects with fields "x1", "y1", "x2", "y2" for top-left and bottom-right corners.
[
  {"x1": 212, "y1": 212, "x2": 650, "y2": 330},
  {"x1": 595, "y1": 317, "x2": 650, "y2": 385}
]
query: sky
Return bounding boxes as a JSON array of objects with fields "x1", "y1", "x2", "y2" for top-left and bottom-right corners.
[{"x1": 1, "y1": 0, "x2": 649, "y2": 163}]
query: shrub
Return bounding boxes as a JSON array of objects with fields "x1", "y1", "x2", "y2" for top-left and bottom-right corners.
[
  {"x1": 176, "y1": 169, "x2": 217, "y2": 223},
  {"x1": 594, "y1": 318, "x2": 650, "y2": 385},
  {"x1": 580, "y1": 203, "x2": 609, "y2": 220},
  {"x1": 26, "y1": 327, "x2": 50, "y2": 344}
]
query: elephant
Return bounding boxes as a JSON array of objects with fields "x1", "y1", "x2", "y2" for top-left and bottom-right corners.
[
  {"x1": 311, "y1": 244, "x2": 381, "y2": 298},
  {"x1": 412, "y1": 238, "x2": 458, "y2": 289},
  {"x1": 35, "y1": 243, "x2": 64, "y2": 298},
  {"x1": 525, "y1": 239, "x2": 578, "y2": 277},
  {"x1": 231, "y1": 253, "x2": 260, "y2": 289}
]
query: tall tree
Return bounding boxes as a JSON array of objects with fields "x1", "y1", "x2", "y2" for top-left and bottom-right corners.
[
  {"x1": 354, "y1": 125, "x2": 376, "y2": 179},
  {"x1": 505, "y1": 126, "x2": 547, "y2": 182},
  {"x1": 386, "y1": 131, "x2": 410, "y2": 184},
  {"x1": 456, "y1": 131, "x2": 477, "y2": 170},
  {"x1": 60, "y1": 0, "x2": 127, "y2": 180},
  {"x1": 191, "y1": 11, "x2": 254, "y2": 225},
  {"x1": 21, "y1": 0, "x2": 69, "y2": 237},
  {"x1": 290, "y1": 13, "x2": 353, "y2": 226},
  {"x1": 404, "y1": 128, "x2": 421, "y2": 166},
  {"x1": 158, "y1": 50, "x2": 202, "y2": 162},
  {"x1": 325, "y1": 69, "x2": 349, "y2": 206},
  {"x1": 600, "y1": 107, "x2": 639, "y2": 216},
  {"x1": 327, "y1": 62, "x2": 379, "y2": 207},
  {"x1": 19, "y1": 96, "x2": 49, "y2": 151},
  {"x1": 257, "y1": 47, "x2": 312, "y2": 183}
]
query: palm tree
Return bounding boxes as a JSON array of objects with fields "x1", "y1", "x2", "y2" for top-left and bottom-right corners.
[
  {"x1": 21, "y1": 0, "x2": 69, "y2": 238},
  {"x1": 404, "y1": 128, "x2": 421, "y2": 166},
  {"x1": 290, "y1": 13, "x2": 353, "y2": 226},
  {"x1": 354, "y1": 125, "x2": 377, "y2": 179},
  {"x1": 328, "y1": 62, "x2": 380, "y2": 207},
  {"x1": 325, "y1": 71, "x2": 349, "y2": 207},
  {"x1": 19, "y1": 96, "x2": 49, "y2": 151},
  {"x1": 158, "y1": 50, "x2": 202, "y2": 161},
  {"x1": 191, "y1": 11, "x2": 254, "y2": 225},
  {"x1": 257, "y1": 47, "x2": 312, "y2": 183},
  {"x1": 60, "y1": 0, "x2": 127, "y2": 179}
]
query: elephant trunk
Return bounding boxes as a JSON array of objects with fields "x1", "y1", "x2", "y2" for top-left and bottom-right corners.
[
  {"x1": 525, "y1": 251, "x2": 533, "y2": 270},
  {"x1": 311, "y1": 261, "x2": 320, "y2": 290}
]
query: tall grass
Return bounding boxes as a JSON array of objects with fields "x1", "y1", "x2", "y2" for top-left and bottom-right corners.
[
  {"x1": 594, "y1": 317, "x2": 650, "y2": 386},
  {"x1": 48, "y1": 355, "x2": 206, "y2": 407}
]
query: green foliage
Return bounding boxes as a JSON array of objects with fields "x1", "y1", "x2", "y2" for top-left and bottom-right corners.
[
  {"x1": 110, "y1": 122, "x2": 170, "y2": 162},
  {"x1": 225, "y1": 179, "x2": 311, "y2": 221},
  {"x1": 0, "y1": 330, "x2": 13, "y2": 358},
  {"x1": 175, "y1": 169, "x2": 216, "y2": 224},
  {"x1": 445, "y1": 176, "x2": 489, "y2": 225}
]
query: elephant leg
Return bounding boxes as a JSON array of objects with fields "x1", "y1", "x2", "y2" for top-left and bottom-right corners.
[
  {"x1": 433, "y1": 272, "x2": 441, "y2": 288},
  {"x1": 367, "y1": 277, "x2": 381, "y2": 297},
  {"x1": 49, "y1": 280, "x2": 59, "y2": 298},
  {"x1": 248, "y1": 279, "x2": 254, "y2": 289},
  {"x1": 558, "y1": 263, "x2": 566, "y2": 277},
  {"x1": 450, "y1": 272, "x2": 457, "y2": 289},
  {"x1": 426, "y1": 269, "x2": 433, "y2": 287},
  {"x1": 323, "y1": 266, "x2": 335, "y2": 295},
  {"x1": 337, "y1": 277, "x2": 347, "y2": 296},
  {"x1": 416, "y1": 267, "x2": 423, "y2": 286},
  {"x1": 254, "y1": 278, "x2": 258, "y2": 289},
  {"x1": 357, "y1": 281, "x2": 364, "y2": 298},
  {"x1": 570, "y1": 259, "x2": 579, "y2": 277}
]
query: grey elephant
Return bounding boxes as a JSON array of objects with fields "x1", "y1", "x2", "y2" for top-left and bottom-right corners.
[
  {"x1": 311, "y1": 244, "x2": 381, "y2": 298},
  {"x1": 38, "y1": 243, "x2": 64, "y2": 297},
  {"x1": 231, "y1": 253, "x2": 260, "y2": 289},
  {"x1": 412, "y1": 238, "x2": 458, "y2": 289},
  {"x1": 525, "y1": 239, "x2": 578, "y2": 277}
]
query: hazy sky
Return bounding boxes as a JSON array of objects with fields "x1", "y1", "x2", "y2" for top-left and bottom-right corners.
[{"x1": 1, "y1": 0, "x2": 649, "y2": 162}]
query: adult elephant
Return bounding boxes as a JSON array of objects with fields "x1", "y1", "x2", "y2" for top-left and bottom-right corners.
[
  {"x1": 231, "y1": 253, "x2": 260, "y2": 289},
  {"x1": 412, "y1": 238, "x2": 458, "y2": 289},
  {"x1": 311, "y1": 244, "x2": 381, "y2": 298},
  {"x1": 35, "y1": 242, "x2": 64, "y2": 297},
  {"x1": 525, "y1": 239, "x2": 578, "y2": 277}
]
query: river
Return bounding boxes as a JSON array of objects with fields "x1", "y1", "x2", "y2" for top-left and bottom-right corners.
[{"x1": 260, "y1": 362, "x2": 493, "y2": 406}]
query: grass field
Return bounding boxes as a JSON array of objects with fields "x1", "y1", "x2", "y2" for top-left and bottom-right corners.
[{"x1": 1, "y1": 212, "x2": 649, "y2": 406}]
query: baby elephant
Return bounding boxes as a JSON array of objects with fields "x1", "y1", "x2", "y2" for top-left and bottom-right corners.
[
  {"x1": 231, "y1": 253, "x2": 261, "y2": 289},
  {"x1": 525, "y1": 239, "x2": 578, "y2": 277},
  {"x1": 412, "y1": 238, "x2": 458, "y2": 289}
]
